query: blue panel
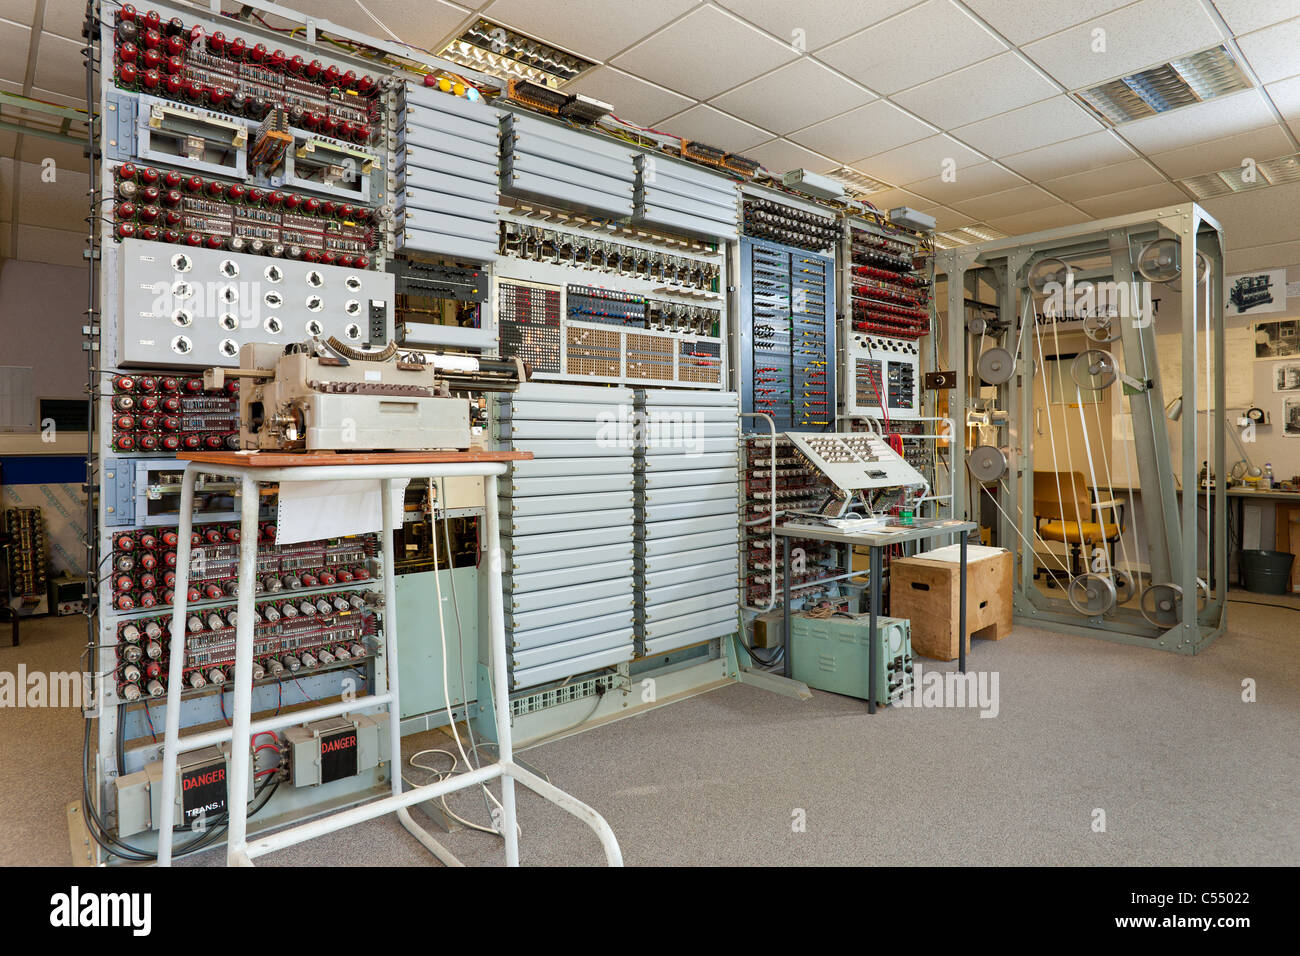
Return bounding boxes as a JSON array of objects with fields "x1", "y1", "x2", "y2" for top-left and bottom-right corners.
[{"x1": 0, "y1": 456, "x2": 85, "y2": 485}]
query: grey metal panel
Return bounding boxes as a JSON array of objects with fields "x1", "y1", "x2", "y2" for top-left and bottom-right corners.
[
  {"x1": 403, "y1": 109, "x2": 497, "y2": 147},
  {"x1": 397, "y1": 228, "x2": 498, "y2": 262},
  {"x1": 640, "y1": 558, "x2": 737, "y2": 589},
  {"x1": 641, "y1": 574, "x2": 738, "y2": 608},
  {"x1": 642, "y1": 438, "x2": 738, "y2": 456},
  {"x1": 642, "y1": 467, "x2": 737, "y2": 489},
  {"x1": 512, "y1": 382, "x2": 635, "y2": 405},
  {"x1": 506, "y1": 525, "x2": 634, "y2": 555},
  {"x1": 507, "y1": 558, "x2": 635, "y2": 594},
  {"x1": 645, "y1": 483, "x2": 737, "y2": 505},
  {"x1": 402, "y1": 125, "x2": 499, "y2": 165},
  {"x1": 643, "y1": 452, "x2": 737, "y2": 472},
  {"x1": 506, "y1": 114, "x2": 638, "y2": 163},
  {"x1": 401, "y1": 147, "x2": 499, "y2": 185},
  {"x1": 503, "y1": 491, "x2": 634, "y2": 516},
  {"x1": 405, "y1": 84, "x2": 502, "y2": 124},
  {"x1": 640, "y1": 404, "x2": 739, "y2": 420},
  {"x1": 642, "y1": 544, "x2": 740, "y2": 574},
  {"x1": 511, "y1": 644, "x2": 634, "y2": 690},
  {"x1": 396, "y1": 167, "x2": 498, "y2": 204},
  {"x1": 643, "y1": 589, "x2": 738, "y2": 621},
  {"x1": 642, "y1": 619, "x2": 735, "y2": 655},
  {"x1": 503, "y1": 137, "x2": 635, "y2": 182},
  {"x1": 633, "y1": 204, "x2": 737, "y2": 241},
  {"x1": 638, "y1": 192, "x2": 737, "y2": 230},
  {"x1": 641, "y1": 167, "x2": 737, "y2": 208},
  {"x1": 508, "y1": 542, "x2": 635, "y2": 576},
  {"x1": 498, "y1": 419, "x2": 613, "y2": 441},
  {"x1": 508, "y1": 594, "x2": 634, "y2": 631},
  {"x1": 115, "y1": 238, "x2": 394, "y2": 368},
  {"x1": 644, "y1": 390, "x2": 738, "y2": 406},
  {"x1": 512, "y1": 631, "x2": 635, "y2": 673},
  {"x1": 641, "y1": 422, "x2": 739, "y2": 439},
  {"x1": 503, "y1": 400, "x2": 631, "y2": 422},
  {"x1": 503, "y1": 474, "x2": 633, "y2": 497},
  {"x1": 507, "y1": 457, "x2": 633, "y2": 479},
  {"x1": 503, "y1": 507, "x2": 635, "y2": 537},
  {"x1": 509, "y1": 440, "x2": 633, "y2": 459},
  {"x1": 641, "y1": 603, "x2": 736, "y2": 640},
  {"x1": 501, "y1": 169, "x2": 634, "y2": 218},
  {"x1": 510, "y1": 611, "x2": 633, "y2": 650},
  {"x1": 397, "y1": 189, "x2": 495, "y2": 223},
  {"x1": 639, "y1": 514, "x2": 737, "y2": 539},
  {"x1": 640, "y1": 497, "x2": 737, "y2": 522},
  {"x1": 398, "y1": 210, "x2": 498, "y2": 244},
  {"x1": 638, "y1": 528, "x2": 740, "y2": 557},
  {"x1": 508, "y1": 577, "x2": 633, "y2": 613}
]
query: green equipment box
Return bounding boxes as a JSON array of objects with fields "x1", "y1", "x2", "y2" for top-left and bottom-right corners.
[{"x1": 790, "y1": 613, "x2": 914, "y2": 706}]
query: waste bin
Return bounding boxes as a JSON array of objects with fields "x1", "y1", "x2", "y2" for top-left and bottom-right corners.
[{"x1": 1240, "y1": 549, "x2": 1295, "y2": 595}]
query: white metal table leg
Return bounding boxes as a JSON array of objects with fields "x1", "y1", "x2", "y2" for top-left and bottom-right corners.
[
  {"x1": 483, "y1": 472, "x2": 519, "y2": 866},
  {"x1": 156, "y1": 466, "x2": 198, "y2": 867},
  {"x1": 225, "y1": 472, "x2": 261, "y2": 865}
]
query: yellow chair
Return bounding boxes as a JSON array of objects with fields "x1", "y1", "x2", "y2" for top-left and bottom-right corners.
[{"x1": 1033, "y1": 471, "x2": 1125, "y2": 578}]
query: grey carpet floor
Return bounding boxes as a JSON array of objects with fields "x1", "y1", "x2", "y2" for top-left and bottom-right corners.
[{"x1": 3, "y1": 596, "x2": 1298, "y2": 866}]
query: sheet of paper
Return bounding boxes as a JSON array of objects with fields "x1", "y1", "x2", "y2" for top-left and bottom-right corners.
[
  {"x1": 276, "y1": 479, "x2": 409, "y2": 545},
  {"x1": 920, "y1": 543, "x2": 1008, "y2": 563}
]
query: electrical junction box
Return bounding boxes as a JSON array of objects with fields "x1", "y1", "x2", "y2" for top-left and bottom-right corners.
[
  {"x1": 888, "y1": 207, "x2": 936, "y2": 233},
  {"x1": 789, "y1": 613, "x2": 913, "y2": 706},
  {"x1": 114, "y1": 743, "x2": 254, "y2": 837},
  {"x1": 284, "y1": 714, "x2": 387, "y2": 788},
  {"x1": 780, "y1": 168, "x2": 847, "y2": 202}
]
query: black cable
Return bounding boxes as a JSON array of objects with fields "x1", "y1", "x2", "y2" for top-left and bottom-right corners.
[{"x1": 1227, "y1": 597, "x2": 1300, "y2": 614}]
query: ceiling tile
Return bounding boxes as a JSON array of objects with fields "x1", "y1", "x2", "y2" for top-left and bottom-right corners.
[
  {"x1": 953, "y1": 95, "x2": 1103, "y2": 158},
  {"x1": 309, "y1": 0, "x2": 472, "y2": 51},
  {"x1": 481, "y1": 0, "x2": 697, "y2": 61},
  {"x1": 787, "y1": 100, "x2": 934, "y2": 162},
  {"x1": 1117, "y1": 89, "x2": 1278, "y2": 153},
  {"x1": 715, "y1": 0, "x2": 924, "y2": 52},
  {"x1": 857, "y1": 133, "x2": 986, "y2": 185},
  {"x1": 1211, "y1": 1, "x2": 1300, "y2": 34},
  {"x1": 1236, "y1": 16, "x2": 1300, "y2": 84},
  {"x1": 1074, "y1": 182, "x2": 1189, "y2": 218},
  {"x1": 1021, "y1": 0, "x2": 1225, "y2": 90},
  {"x1": 986, "y1": 205, "x2": 1093, "y2": 236},
  {"x1": 741, "y1": 138, "x2": 834, "y2": 175},
  {"x1": 999, "y1": 130, "x2": 1136, "y2": 180},
  {"x1": 710, "y1": 59, "x2": 874, "y2": 135},
  {"x1": 562, "y1": 66, "x2": 693, "y2": 127},
  {"x1": 916, "y1": 204, "x2": 975, "y2": 231},
  {"x1": 950, "y1": 183, "x2": 1061, "y2": 220},
  {"x1": 1146, "y1": 125, "x2": 1293, "y2": 179},
  {"x1": 656, "y1": 105, "x2": 774, "y2": 152},
  {"x1": 1224, "y1": 240, "x2": 1300, "y2": 272},
  {"x1": 1266, "y1": 74, "x2": 1300, "y2": 120},
  {"x1": 893, "y1": 54, "x2": 1058, "y2": 130},
  {"x1": 1039, "y1": 158, "x2": 1166, "y2": 201},
  {"x1": 857, "y1": 187, "x2": 929, "y2": 210},
  {"x1": 0, "y1": 19, "x2": 31, "y2": 85},
  {"x1": 1200, "y1": 180, "x2": 1300, "y2": 247},
  {"x1": 816, "y1": 0, "x2": 1005, "y2": 95},
  {"x1": 0, "y1": 2, "x2": 36, "y2": 26},
  {"x1": 961, "y1": 0, "x2": 1135, "y2": 45},
  {"x1": 611, "y1": 7, "x2": 798, "y2": 101},
  {"x1": 31, "y1": 31, "x2": 84, "y2": 99},
  {"x1": 901, "y1": 162, "x2": 1028, "y2": 204}
]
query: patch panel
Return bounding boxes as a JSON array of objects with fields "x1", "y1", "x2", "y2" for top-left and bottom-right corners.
[
  {"x1": 843, "y1": 333, "x2": 921, "y2": 420},
  {"x1": 108, "y1": 522, "x2": 374, "y2": 612},
  {"x1": 848, "y1": 225, "x2": 930, "y2": 340},
  {"x1": 109, "y1": 372, "x2": 238, "y2": 452},
  {"x1": 742, "y1": 196, "x2": 839, "y2": 252}
]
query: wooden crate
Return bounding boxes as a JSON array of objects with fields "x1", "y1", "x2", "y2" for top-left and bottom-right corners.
[{"x1": 890, "y1": 548, "x2": 1013, "y2": 661}]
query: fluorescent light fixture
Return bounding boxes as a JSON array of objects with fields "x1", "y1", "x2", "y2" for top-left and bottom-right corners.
[
  {"x1": 438, "y1": 18, "x2": 595, "y2": 86},
  {"x1": 934, "y1": 223, "x2": 1006, "y2": 248},
  {"x1": 824, "y1": 166, "x2": 891, "y2": 198},
  {"x1": 1075, "y1": 44, "x2": 1252, "y2": 125},
  {"x1": 1182, "y1": 153, "x2": 1300, "y2": 199}
]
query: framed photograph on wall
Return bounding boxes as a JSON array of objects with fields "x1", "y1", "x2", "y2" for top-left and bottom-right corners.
[
  {"x1": 1284, "y1": 398, "x2": 1300, "y2": 437},
  {"x1": 1255, "y1": 319, "x2": 1300, "y2": 358},
  {"x1": 1273, "y1": 362, "x2": 1300, "y2": 393}
]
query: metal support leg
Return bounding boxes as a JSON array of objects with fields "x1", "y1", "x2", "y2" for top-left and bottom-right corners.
[
  {"x1": 225, "y1": 473, "x2": 260, "y2": 865},
  {"x1": 483, "y1": 472, "x2": 519, "y2": 866},
  {"x1": 782, "y1": 536, "x2": 792, "y2": 679},
  {"x1": 959, "y1": 531, "x2": 968, "y2": 674},
  {"x1": 868, "y1": 545, "x2": 881, "y2": 715},
  {"x1": 156, "y1": 466, "x2": 198, "y2": 867}
]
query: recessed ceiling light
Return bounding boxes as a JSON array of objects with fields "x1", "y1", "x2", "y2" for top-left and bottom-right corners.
[
  {"x1": 1074, "y1": 44, "x2": 1252, "y2": 125},
  {"x1": 438, "y1": 18, "x2": 595, "y2": 86},
  {"x1": 824, "y1": 167, "x2": 891, "y2": 199},
  {"x1": 1182, "y1": 153, "x2": 1300, "y2": 199}
]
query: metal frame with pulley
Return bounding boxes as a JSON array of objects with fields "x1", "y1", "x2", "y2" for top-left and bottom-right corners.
[{"x1": 935, "y1": 204, "x2": 1227, "y2": 654}]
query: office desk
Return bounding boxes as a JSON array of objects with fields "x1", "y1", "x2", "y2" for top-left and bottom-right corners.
[{"x1": 775, "y1": 518, "x2": 977, "y2": 714}]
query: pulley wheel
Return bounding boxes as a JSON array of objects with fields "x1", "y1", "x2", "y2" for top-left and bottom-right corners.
[
  {"x1": 1113, "y1": 569, "x2": 1137, "y2": 605},
  {"x1": 1071, "y1": 349, "x2": 1117, "y2": 390},
  {"x1": 977, "y1": 347, "x2": 1015, "y2": 384},
  {"x1": 1082, "y1": 312, "x2": 1121, "y2": 343},
  {"x1": 1140, "y1": 583, "x2": 1183, "y2": 628},
  {"x1": 1068, "y1": 573, "x2": 1117, "y2": 616},
  {"x1": 967, "y1": 445, "x2": 1009, "y2": 483},
  {"x1": 1028, "y1": 256, "x2": 1072, "y2": 293}
]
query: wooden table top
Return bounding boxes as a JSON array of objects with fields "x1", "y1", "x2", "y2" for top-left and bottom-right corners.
[{"x1": 179, "y1": 449, "x2": 532, "y2": 467}]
